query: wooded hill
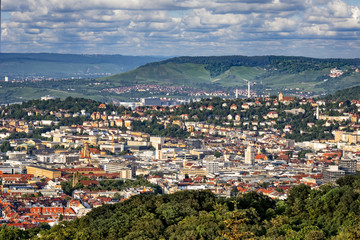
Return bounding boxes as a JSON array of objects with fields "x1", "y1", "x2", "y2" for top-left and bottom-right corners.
[
  {"x1": 3, "y1": 175, "x2": 360, "y2": 239},
  {"x1": 103, "y1": 55, "x2": 360, "y2": 94},
  {"x1": 325, "y1": 85, "x2": 360, "y2": 101},
  {"x1": 1, "y1": 55, "x2": 360, "y2": 104}
]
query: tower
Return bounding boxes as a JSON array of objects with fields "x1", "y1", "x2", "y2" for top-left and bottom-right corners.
[
  {"x1": 235, "y1": 89, "x2": 239, "y2": 98},
  {"x1": 316, "y1": 106, "x2": 320, "y2": 120},
  {"x1": 245, "y1": 145, "x2": 255, "y2": 165},
  {"x1": 80, "y1": 142, "x2": 90, "y2": 159},
  {"x1": 72, "y1": 172, "x2": 79, "y2": 188},
  {"x1": 278, "y1": 93, "x2": 283, "y2": 101},
  {"x1": 247, "y1": 81, "x2": 251, "y2": 98}
]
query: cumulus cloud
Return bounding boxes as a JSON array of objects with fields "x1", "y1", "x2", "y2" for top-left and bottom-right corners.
[{"x1": 1, "y1": 0, "x2": 360, "y2": 57}]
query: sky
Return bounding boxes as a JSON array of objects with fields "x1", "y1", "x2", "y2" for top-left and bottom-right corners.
[{"x1": 1, "y1": 0, "x2": 360, "y2": 58}]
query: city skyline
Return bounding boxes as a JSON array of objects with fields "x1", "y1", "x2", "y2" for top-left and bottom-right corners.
[{"x1": 0, "y1": 0, "x2": 360, "y2": 57}]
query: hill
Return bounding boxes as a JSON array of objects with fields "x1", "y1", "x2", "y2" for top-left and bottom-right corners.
[
  {"x1": 1, "y1": 55, "x2": 360, "y2": 104},
  {"x1": 0, "y1": 53, "x2": 165, "y2": 79},
  {"x1": 325, "y1": 85, "x2": 360, "y2": 101},
  {"x1": 103, "y1": 55, "x2": 360, "y2": 94}
]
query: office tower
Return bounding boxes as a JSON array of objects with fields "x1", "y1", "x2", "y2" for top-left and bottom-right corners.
[{"x1": 245, "y1": 145, "x2": 255, "y2": 165}]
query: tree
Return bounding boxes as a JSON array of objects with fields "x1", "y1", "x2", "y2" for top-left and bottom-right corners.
[
  {"x1": 214, "y1": 151, "x2": 222, "y2": 158},
  {"x1": 286, "y1": 184, "x2": 311, "y2": 213},
  {"x1": 112, "y1": 193, "x2": 122, "y2": 200},
  {"x1": 336, "y1": 175, "x2": 357, "y2": 187},
  {"x1": 220, "y1": 210, "x2": 254, "y2": 240},
  {"x1": 0, "y1": 141, "x2": 10, "y2": 152}
]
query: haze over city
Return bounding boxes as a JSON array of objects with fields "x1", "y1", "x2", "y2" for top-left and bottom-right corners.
[{"x1": 1, "y1": 0, "x2": 360, "y2": 57}]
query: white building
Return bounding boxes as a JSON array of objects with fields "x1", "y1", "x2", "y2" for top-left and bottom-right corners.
[
  {"x1": 207, "y1": 161, "x2": 219, "y2": 175},
  {"x1": 245, "y1": 146, "x2": 255, "y2": 165}
]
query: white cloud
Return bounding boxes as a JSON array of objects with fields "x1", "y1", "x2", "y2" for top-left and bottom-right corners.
[
  {"x1": 1, "y1": 0, "x2": 360, "y2": 57},
  {"x1": 327, "y1": 0, "x2": 351, "y2": 18}
]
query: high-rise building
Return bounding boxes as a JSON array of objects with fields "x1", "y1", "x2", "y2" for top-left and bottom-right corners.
[
  {"x1": 323, "y1": 155, "x2": 357, "y2": 184},
  {"x1": 316, "y1": 106, "x2": 320, "y2": 120},
  {"x1": 323, "y1": 165, "x2": 345, "y2": 184},
  {"x1": 207, "y1": 161, "x2": 219, "y2": 175},
  {"x1": 245, "y1": 146, "x2": 255, "y2": 165},
  {"x1": 339, "y1": 158, "x2": 357, "y2": 175}
]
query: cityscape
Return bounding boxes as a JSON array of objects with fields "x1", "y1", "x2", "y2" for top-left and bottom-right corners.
[
  {"x1": 0, "y1": 0, "x2": 360, "y2": 239},
  {"x1": 0, "y1": 92, "x2": 359, "y2": 235}
]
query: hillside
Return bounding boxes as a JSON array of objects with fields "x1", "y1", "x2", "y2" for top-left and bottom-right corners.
[
  {"x1": 103, "y1": 55, "x2": 360, "y2": 94},
  {"x1": 0, "y1": 53, "x2": 165, "y2": 79},
  {"x1": 325, "y1": 85, "x2": 360, "y2": 101}
]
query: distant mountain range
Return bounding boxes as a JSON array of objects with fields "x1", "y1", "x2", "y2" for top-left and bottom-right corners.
[
  {"x1": 0, "y1": 53, "x2": 166, "y2": 79},
  {"x1": 0, "y1": 54, "x2": 360, "y2": 104}
]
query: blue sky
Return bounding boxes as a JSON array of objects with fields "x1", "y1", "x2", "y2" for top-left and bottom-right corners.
[{"x1": 1, "y1": 0, "x2": 360, "y2": 58}]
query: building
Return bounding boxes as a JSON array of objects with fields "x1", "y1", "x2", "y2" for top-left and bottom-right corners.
[
  {"x1": 104, "y1": 163, "x2": 124, "y2": 173},
  {"x1": 26, "y1": 166, "x2": 61, "y2": 179},
  {"x1": 41, "y1": 95, "x2": 56, "y2": 101},
  {"x1": 100, "y1": 143, "x2": 125, "y2": 154},
  {"x1": 58, "y1": 168, "x2": 105, "y2": 175},
  {"x1": 186, "y1": 139, "x2": 202, "y2": 149},
  {"x1": 37, "y1": 153, "x2": 56, "y2": 163},
  {"x1": 180, "y1": 167, "x2": 206, "y2": 177},
  {"x1": 141, "y1": 98, "x2": 162, "y2": 106},
  {"x1": 104, "y1": 163, "x2": 136, "y2": 179},
  {"x1": 207, "y1": 161, "x2": 219, "y2": 175},
  {"x1": 278, "y1": 93, "x2": 294, "y2": 102},
  {"x1": 339, "y1": 157, "x2": 357, "y2": 175},
  {"x1": 119, "y1": 169, "x2": 133, "y2": 179},
  {"x1": 323, "y1": 166, "x2": 345, "y2": 184},
  {"x1": 150, "y1": 136, "x2": 165, "y2": 147},
  {"x1": 322, "y1": 153, "x2": 357, "y2": 184},
  {"x1": 57, "y1": 153, "x2": 80, "y2": 163},
  {"x1": 245, "y1": 146, "x2": 255, "y2": 165}
]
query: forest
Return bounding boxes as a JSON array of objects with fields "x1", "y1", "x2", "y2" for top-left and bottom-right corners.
[
  {"x1": 1, "y1": 175, "x2": 360, "y2": 239},
  {"x1": 325, "y1": 85, "x2": 360, "y2": 101}
]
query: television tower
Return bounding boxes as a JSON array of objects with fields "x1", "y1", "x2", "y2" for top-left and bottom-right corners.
[{"x1": 243, "y1": 79, "x2": 251, "y2": 98}]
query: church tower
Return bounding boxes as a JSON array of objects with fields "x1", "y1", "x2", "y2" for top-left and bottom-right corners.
[
  {"x1": 72, "y1": 172, "x2": 79, "y2": 188},
  {"x1": 278, "y1": 92, "x2": 283, "y2": 101}
]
